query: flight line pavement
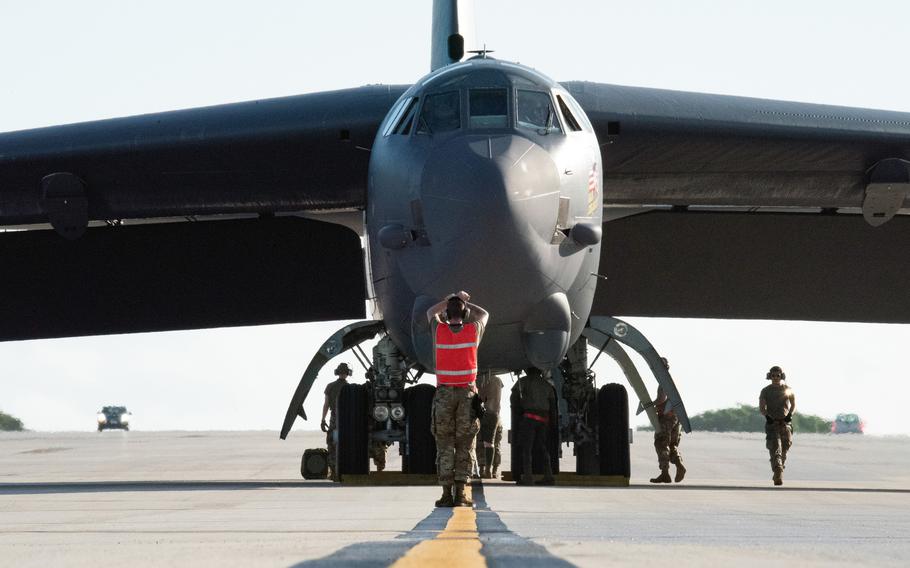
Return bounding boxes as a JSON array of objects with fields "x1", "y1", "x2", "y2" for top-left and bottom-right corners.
[{"x1": 1, "y1": 430, "x2": 908, "y2": 567}]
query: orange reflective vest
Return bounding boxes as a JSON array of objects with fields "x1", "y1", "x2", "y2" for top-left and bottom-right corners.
[{"x1": 435, "y1": 322, "x2": 479, "y2": 387}]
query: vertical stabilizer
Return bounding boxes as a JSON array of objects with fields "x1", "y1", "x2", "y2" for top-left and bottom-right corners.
[{"x1": 431, "y1": 0, "x2": 476, "y2": 71}]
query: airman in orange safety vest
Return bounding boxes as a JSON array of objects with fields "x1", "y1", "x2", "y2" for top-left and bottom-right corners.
[{"x1": 426, "y1": 291, "x2": 489, "y2": 507}]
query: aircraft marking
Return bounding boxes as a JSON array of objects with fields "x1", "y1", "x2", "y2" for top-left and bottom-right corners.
[{"x1": 586, "y1": 162, "x2": 599, "y2": 216}]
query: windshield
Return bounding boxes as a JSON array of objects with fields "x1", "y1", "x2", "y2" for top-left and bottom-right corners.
[
  {"x1": 517, "y1": 90, "x2": 560, "y2": 133},
  {"x1": 417, "y1": 91, "x2": 461, "y2": 134},
  {"x1": 469, "y1": 89, "x2": 508, "y2": 128}
]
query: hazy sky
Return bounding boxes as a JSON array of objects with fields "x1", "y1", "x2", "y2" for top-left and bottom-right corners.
[{"x1": 2, "y1": 1, "x2": 909, "y2": 435}]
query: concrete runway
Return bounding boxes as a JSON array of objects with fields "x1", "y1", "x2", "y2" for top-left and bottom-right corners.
[{"x1": 1, "y1": 430, "x2": 908, "y2": 567}]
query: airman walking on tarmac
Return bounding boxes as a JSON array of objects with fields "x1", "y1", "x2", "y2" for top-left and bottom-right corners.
[
  {"x1": 650, "y1": 357, "x2": 686, "y2": 484},
  {"x1": 321, "y1": 362, "x2": 351, "y2": 480},
  {"x1": 759, "y1": 365, "x2": 796, "y2": 486},
  {"x1": 427, "y1": 291, "x2": 490, "y2": 507}
]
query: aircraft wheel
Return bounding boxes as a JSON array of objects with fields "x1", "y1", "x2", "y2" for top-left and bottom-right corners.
[
  {"x1": 403, "y1": 384, "x2": 436, "y2": 474},
  {"x1": 575, "y1": 440, "x2": 598, "y2": 475},
  {"x1": 509, "y1": 385, "x2": 522, "y2": 479},
  {"x1": 336, "y1": 383, "x2": 369, "y2": 476},
  {"x1": 597, "y1": 383, "x2": 630, "y2": 477}
]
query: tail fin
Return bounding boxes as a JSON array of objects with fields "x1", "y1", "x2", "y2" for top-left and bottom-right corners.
[{"x1": 431, "y1": 0, "x2": 476, "y2": 71}]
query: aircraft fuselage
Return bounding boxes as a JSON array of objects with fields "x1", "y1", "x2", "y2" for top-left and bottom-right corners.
[{"x1": 367, "y1": 59, "x2": 603, "y2": 372}]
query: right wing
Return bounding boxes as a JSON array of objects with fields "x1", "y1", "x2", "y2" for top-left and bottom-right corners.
[{"x1": 0, "y1": 86, "x2": 408, "y2": 341}]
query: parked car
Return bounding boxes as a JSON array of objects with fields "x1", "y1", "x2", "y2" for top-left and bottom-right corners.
[
  {"x1": 97, "y1": 406, "x2": 131, "y2": 431},
  {"x1": 832, "y1": 413, "x2": 864, "y2": 434}
]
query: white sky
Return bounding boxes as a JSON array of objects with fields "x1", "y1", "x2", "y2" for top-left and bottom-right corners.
[{"x1": 2, "y1": 1, "x2": 908, "y2": 435}]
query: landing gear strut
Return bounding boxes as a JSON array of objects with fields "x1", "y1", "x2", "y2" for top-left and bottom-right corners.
[
  {"x1": 549, "y1": 316, "x2": 691, "y2": 479},
  {"x1": 280, "y1": 320, "x2": 436, "y2": 480}
]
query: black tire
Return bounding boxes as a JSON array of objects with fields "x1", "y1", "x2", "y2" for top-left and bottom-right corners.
[
  {"x1": 336, "y1": 383, "x2": 370, "y2": 476},
  {"x1": 598, "y1": 383, "x2": 630, "y2": 477},
  {"x1": 301, "y1": 449, "x2": 329, "y2": 479},
  {"x1": 575, "y1": 441, "x2": 598, "y2": 474},
  {"x1": 509, "y1": 384, "x2": 522, "y2": 478},
  {"x1": 403, "y1": 384, "x2": 437, "y2": 474},
  {"x1": 576, "y1": 392, "x2": 599, "y2": 475}
]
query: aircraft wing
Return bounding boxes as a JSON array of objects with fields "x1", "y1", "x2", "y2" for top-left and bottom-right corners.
[
  {"x1": 567, "y1": 82, "x2": 910, "y2": 323},
  {"x1": 0, "y1": 85, "x2": 408, "y2": 341}
]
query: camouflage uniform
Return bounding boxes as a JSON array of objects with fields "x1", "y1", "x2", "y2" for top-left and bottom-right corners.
[
  {"x1": 431, "y1": 317, "x2": 485, "y2": 486},
  {"x1": 654, "y1": 386, "x2": 683, "y2": 470},
  {"x1": 370, "y1": 440, "x2": 389, "y2": 471},
  {"x1": 476, "y1": 373, "x2": 504, "y2": 476},
  {"x1": 323, "y1": 378, "x2": 347, "y2": 473},
  {"x1": 432, "y1": 384, "x2": 480, "y2": 484},
  {"x1": 760, "y1": 383, "x2": 795, "y2": 472}
]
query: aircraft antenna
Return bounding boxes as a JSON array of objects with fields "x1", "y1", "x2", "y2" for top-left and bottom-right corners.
[{"x1": 467, "y1": 45, "x2": 494, "y2": 59}]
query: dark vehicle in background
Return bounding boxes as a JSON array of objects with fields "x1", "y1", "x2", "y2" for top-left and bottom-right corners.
[
  {"x1": 97, "y1": 406, "x2": 131, "y2": 431},
  {"x1": 832, "y1": 413, "x2": 864, "y2": 434}
]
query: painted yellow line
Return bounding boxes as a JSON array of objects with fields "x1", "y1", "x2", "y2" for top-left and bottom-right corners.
[{"x1": 392, "y1": 485, "x2": 486, "y2": 568}]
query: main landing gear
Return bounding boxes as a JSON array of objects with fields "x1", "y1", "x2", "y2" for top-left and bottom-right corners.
[
  {"x1": 280, "y1": 320, "x2": 437, "y2": 480},
  {"x1": 512, "y1": 316, "x2": 691, "y2": 481}
]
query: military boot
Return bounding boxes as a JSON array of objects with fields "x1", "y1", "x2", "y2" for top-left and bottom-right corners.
[
  {"x1": 673, "y1": 459, "x2": 687, "y2": 483},
  {"x1": 650, "y1": 467, "x2": 672, "y2": 483},
  {"x1": 482, "y1": 448, "x2": 494, "y2": 479},
  {"x1": 454, "y1": 481, "x2": 473, "y2": 507},
  {"x1": 435, "y1": 484, "x2": 454, "y2": 507},
  {"x1": 772, "y1": 469, "x2": 783, "y2": 486},
  {"x1": 535, "y1": 456, "x2": 555, "y2": 485}
]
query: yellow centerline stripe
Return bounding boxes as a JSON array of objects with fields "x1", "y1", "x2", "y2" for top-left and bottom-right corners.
[{"x1": 391, "y1": 485, "x2": 486, "y2": 567}]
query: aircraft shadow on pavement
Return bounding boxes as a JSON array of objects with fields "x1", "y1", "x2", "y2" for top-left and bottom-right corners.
[
  {"x1": 472, "y1": 483, "x2": 577, "y2": 568},
  {"x1": 288, "y1": 506, "x2": 453, "y2": 568},
  {"x1": 0, "y1": 480, "x2": 333, "y2": 495},
  {"x1": 3, "y1": 480, "x2": 906, "y2": 497},
  {"x1": 632, "y1": 483, "x2": 910, "y2": 494},
  {"x1": 492, "y1": 482, "x2": 910, "y2": 494},
  {"x1": 289, "y1": 483, "x2": 577, "y2": 568}
]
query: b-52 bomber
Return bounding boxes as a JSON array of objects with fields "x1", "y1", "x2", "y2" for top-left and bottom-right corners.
[{"x1": 1, "y1": 1, "x2": 909, "y2": 480}]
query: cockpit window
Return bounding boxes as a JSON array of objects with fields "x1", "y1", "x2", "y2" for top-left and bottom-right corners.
[
  {"x1": 517, "y1": 90, "x2": 561, "y2": 133},
  {"x1": 417, "y1": 91, "x2": 461, "y2": 134},
  {"x1": 469, "y1": 88, "x2": 508, "y2": 128},
  {"x1": 383, "y1": 96, "x2": 412, "y2": 136},
  {"x1": 556, "y1": 95, "x2": 582, "y2": 132},
  {"x1": 392, "y1": 97, "x2": 420, "y2": 135},
  {"x1": 561, "y1": 92, "x2": 593, "y2": 132}
]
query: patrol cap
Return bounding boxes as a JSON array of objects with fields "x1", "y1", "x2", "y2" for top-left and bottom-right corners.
[{"x1": 334, "y1": 362, "x2": 352, "y2": 377}]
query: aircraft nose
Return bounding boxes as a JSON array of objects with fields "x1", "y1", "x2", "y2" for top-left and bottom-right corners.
[{"x1": 420, "y1": 134, "x2": 560, "y2": 250}]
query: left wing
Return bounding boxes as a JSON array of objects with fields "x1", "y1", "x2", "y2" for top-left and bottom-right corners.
[
  {"x1": 568, "y1": 82, "x2": 910, "y2": 323},
  {"x1": 567, "y1": 81, "x2": 910, "y2": 213}
]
